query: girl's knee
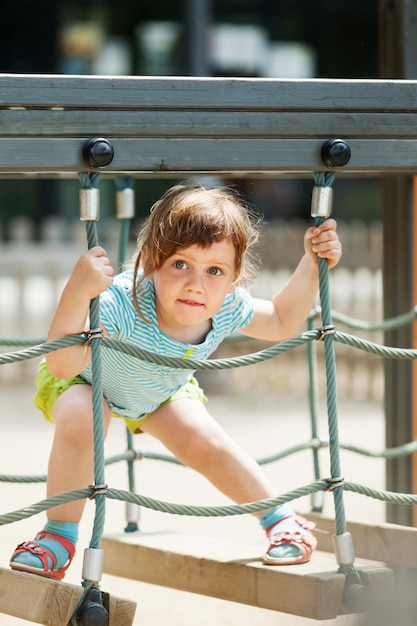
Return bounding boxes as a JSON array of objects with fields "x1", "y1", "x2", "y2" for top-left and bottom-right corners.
[{"x1": 53, "y1": 385, "x2": 111, "y2": 443}]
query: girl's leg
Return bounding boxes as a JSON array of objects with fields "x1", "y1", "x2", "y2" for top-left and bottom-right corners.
[
  {"x1": 140, "y1": 398, "x2": 316, "y2": 564},
  {"x1": 46, "y1": 384, "x2": 112, "y2": 522},
  {"x1": 10, "y1": 384, "x2": 112, "y2": 578},
  {"x1": 141, "y1": 397, "x2": 276, "y2": 503}
]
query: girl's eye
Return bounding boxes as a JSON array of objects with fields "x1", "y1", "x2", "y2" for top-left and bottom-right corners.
[
  {"x1": 207, "y1": 267, "x2": 222, "y2": 276},
  {"x1": 173, "y1": 260, "x2": 188, "y2": 270}
]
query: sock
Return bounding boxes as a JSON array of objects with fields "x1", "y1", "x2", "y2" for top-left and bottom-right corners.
[
  {"x1": 12, "y1": 520, "x2": 78, "y2": 571},
  {"x1": 259, "y1": 504, "x2": 306, "y2": 560},
  {"x1": 45, "y1": 520, "x2": 79, "y2": 545},
  {"x1": 259, "y1": 504, "x2": 295, "y2": 536}
]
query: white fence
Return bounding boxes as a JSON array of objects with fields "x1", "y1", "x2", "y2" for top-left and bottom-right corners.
[{"x1": 0, "y1": 217, "x2": 384, "y2": 400}]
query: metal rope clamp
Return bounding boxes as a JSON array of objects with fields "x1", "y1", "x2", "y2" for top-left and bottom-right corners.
[
  {"x1": 116, "y1": 187, "x2": 135, "y2": 220},
  {"x1": 80, "y1": 187, "x2": 100, "y2": 221},
  {"x1": 316, "y1": 324, "x2": 336, "y2": 341},
  {"x1": 311, "y1": 185, "x2": 333, "y2": 219},
  {"x1": 323, "y1": 476, "x2": 345, "y2": 492},
  {"x1": 83, "y1": 328, "x2": 103, "y2": 347},
  {"x1": 88, "y1": 483, "x2": 109, "y2": 500}
]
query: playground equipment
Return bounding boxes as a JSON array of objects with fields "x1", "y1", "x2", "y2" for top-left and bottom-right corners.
[{"x1": 2, "y1": 74, "x2": 417, "y2": 624}]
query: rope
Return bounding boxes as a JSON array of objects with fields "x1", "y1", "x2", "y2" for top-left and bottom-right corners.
[
  {"x1": 3, "y1": 479, "x2": 417, "y2": 528},
  {"x1": 86, "y1": 221, "x2": 107, "y2": 551},
  {"x1": 0, "y1": 482, "x2": 332, "y2": 525},
  {"x1": 313, "y1": 171, "x2": 346, "y2": 538},
  {"x1": 5, "y1": 170, "x2": 417, "y2": 594},
  {"x1": 315, "y1": 306, "x2": 417, "y2": 332},
  {"x1": 100, "y1": 332, "x2": 317, "y2": 368},
  {"x1": 68, "y1": 172, "x2": 108, "y2": 619},
  {"x1": 114, "y1": 177, "x2": 138, "y2": 529},
  {"x1": 306, "y1": 315, "x2": 323, "y2": 510},
  {"x1": 4, "y1": 325, "x2": 417, "y2": 373},
  {"x1": 2, "y1": 305, "x2": 417, "y2": 349},
  {"x1": 78, "y1": 172, "x2": 101, "y2": 190},
  {"x1": 78, "y1": 173, "x2": 107, "y2": 555},
  {"x1": 4, "y1": 428, "x2": 417, "y2": 489}
]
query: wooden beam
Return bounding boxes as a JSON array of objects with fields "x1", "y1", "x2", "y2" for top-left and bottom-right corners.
[
  {"x1": 2, "y1": 75, "x2": 417, "y2": 175},
  {"x1": 304, "y1": 512, "x2": 417, "y2": 568},
  {"x1": 2, "y1": 137, "x2": 417, "y2": 176},
  {"x1": 101, "y1": 532, "x2": 389, "y2": 620},
  {"x1": 0, "y1": 567, "x2": 136, "y2": 626},
  {"x1": 2, "y1": 109, "x2": 417, "y2": 139},
  {"x1": 1, "y1": 75, "x2": 417, "y2": 110}
]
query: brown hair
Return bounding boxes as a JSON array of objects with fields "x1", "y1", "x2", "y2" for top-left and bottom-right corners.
[{"x1": 132, "y1": 182, "x2": 261, "y2": 319}]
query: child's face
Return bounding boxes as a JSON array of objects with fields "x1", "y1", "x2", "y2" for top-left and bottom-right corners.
[{"x1": 152, "y1": 238, "x2": 238, "y2": 338}]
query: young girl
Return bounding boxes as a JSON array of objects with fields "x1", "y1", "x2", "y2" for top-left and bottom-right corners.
[{"x1": 10, "y1": 182, "x2": 342, "y2": 580}]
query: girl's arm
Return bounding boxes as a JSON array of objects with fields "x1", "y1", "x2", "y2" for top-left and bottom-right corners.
[
  {"x1": 46, "y1": 246, "x2": 114, "y2": 379},
  {"x1": 240, "y1": 219, "x2": 342, "y2": 342}
]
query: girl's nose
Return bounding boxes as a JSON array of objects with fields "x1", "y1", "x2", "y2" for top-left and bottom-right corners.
[{"x1": 185, "y1": 272, "x2": 203, "y2": 293}]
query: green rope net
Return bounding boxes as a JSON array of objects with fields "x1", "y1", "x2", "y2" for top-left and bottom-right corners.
[{"x1": 1, "y1": 171, "x2": 417, "y2": 603}]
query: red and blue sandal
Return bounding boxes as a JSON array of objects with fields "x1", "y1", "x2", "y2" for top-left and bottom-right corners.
[
  {"x1": 263, "y1": 515, "x2": 317, "y2": 565},
  {"x1": 10, "y1": 530, "x2": 75, "y2": 581}
]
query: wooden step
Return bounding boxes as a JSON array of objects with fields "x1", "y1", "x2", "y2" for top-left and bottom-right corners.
[
  {"x1": 102, "y1": 531, "x2": 390, "y2": 620},
  {"x1": 303, "y1": 512, "x2": 417, "y2": 567},
  {"x1": 0, "y1": 567, "x2": 136, "y2": 626}
]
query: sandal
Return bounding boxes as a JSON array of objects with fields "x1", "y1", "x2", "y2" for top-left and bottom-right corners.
[
  {"x1": 263, "y1": 515, "x2": 317, "y2": 565},
  {"x1": 10, "y1": 530, "x2": 75, "y2": 581}
]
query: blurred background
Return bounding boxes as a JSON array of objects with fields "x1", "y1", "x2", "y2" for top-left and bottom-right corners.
[
  {"x1": 0, "y1": 0, "x2": 381, "y2": 231},
  {"x1": 1, "y1": 6, "x2": 415, "y2": 624},
  {"x1": 0, "y1": 0, "x2": 382, "y2": 403}
]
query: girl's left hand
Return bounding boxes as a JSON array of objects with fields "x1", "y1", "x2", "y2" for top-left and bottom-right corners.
[{"x1": 304, "y1": 218, "x2": 342, "y2": 270}]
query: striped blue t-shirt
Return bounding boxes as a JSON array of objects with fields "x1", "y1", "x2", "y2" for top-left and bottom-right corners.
[{"x1": 81, "y1": 270, "x2": 255, "y2": 422}]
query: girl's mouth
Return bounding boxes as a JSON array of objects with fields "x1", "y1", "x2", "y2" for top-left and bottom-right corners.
[{"x1": 178, "y1": 299, "x2": 203, "y2": 307}]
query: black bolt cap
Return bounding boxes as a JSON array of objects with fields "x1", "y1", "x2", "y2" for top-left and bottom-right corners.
[
  {"x1": 321, "y1": 139, "x2": 351, "y2": 167},
  {"x1": 83, "y1": 138, "x2": 114, "y2": 168}
]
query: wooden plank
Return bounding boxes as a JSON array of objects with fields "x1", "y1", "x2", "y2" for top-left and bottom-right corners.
[
  {"x1": 1, "y1": 75, "x2": 417, "y2": 111},
  {"x1": 303, "y1": 512, "x2": 417, "y2": 568},
  {"x1": 101, "y1": 531, "x2": 388, "y2": 620},
  {"x1": 2, "y1": 137, "x2": 417, "y2": 175},
  {"x1": 2, "y1": 109, "x2": 417, "y2": 138},
  {"x1": 0, "y1": 567, "x2": 136, "y2": 626},
  {"x1": 2, "y1": 74, "x2": 417, "y2": 175}
]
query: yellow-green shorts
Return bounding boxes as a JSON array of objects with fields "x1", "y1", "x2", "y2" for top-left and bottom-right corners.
[{"x1": 34, "y1": 360, "x2": 207, "y2": 434}]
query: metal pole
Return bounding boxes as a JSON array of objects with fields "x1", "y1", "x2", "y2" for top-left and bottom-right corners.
[
  {"x1": 184, "y1": 0, "x2": 212, "y2": 76},
  {"x1": 379, "y1": 0, "x2": 417, "y2": 525}
]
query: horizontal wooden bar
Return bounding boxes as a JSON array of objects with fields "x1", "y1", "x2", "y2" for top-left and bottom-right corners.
[
  {"x1": 1, "y1": 75, "x2": 417, "y2": 112},
  {"x1": 1, "y1": 137, "x2": 417, "y2": 175},
  {"x1": 2, "y1": 109, "x2": 417, "y2": 138},
  {"x1": 0, "y1": 567, "x2": 136, "y2": 625},
  {"x1": 1, "y1": 74, "x2": 417, "y2": 175},
  {"x1": 304, "y1": 512, "x2": 417, "y2": 568},
  {"x1": 102, "y1": 531, "x2": 389, "y2": 620}
]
